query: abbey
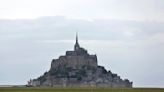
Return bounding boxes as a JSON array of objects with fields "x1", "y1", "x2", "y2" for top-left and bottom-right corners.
[
  {"x1": 28, "y1": 34, "x2": 132, "y2": 88},
  {"x1": 51, "y1": 34, "x2": 97, "y2": 70}
]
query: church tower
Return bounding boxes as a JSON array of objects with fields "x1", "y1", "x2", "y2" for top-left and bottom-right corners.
[{"x1": 74, "y1": 33, "x2": 80, "y2": 51}]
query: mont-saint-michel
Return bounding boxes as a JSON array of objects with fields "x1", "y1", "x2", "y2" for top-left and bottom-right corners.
[{"x1": 28, "y1": 34, "x2": 132, "y2": 88}]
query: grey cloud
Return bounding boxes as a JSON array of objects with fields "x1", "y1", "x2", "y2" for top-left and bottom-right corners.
[{"x1": 0, "y1": 16, "x2": 164, "y2": 87}]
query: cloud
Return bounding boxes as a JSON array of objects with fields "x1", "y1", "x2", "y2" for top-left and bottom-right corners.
[
  {"x1": 0, "y1": 16, "x2": 164, "y2": 87},
  {"x1": 0, "y1": 0, "x2": 164, "y2": 22}
]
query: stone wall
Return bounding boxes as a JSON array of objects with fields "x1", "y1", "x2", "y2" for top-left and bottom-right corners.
[{"x1": 51, "y1": 49, "x2": 97, "y2": 70}]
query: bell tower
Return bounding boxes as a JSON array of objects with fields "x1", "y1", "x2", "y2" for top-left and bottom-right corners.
[{"x1": 74, "y1": 32, "x2": 80, "y2": 51}]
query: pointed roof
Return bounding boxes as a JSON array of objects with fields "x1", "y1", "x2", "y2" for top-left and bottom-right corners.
[
  {"x1": 74, "y1": 32, "x2": 80, "y2": 50},
  {"x1": 76, "y1": 32, "x2": 78, "y2": 44}
]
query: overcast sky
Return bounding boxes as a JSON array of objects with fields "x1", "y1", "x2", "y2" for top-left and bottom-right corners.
[{"x1": 0, "y1": 0, "x2": 164, "y2": 88}]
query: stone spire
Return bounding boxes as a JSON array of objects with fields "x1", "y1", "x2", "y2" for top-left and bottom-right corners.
[{"x1": 74, "y1": 32, "x2": 80, "y2": 51}]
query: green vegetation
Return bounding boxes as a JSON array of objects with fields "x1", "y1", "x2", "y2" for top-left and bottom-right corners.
[
  {"x1": 0, "y1": 87, "x2": 164, "y2": 92},
  {"x1": 49, "y1": 66, "x2": 69, "y2": 78},
  {"x1": 49, "y1": 66, "x2": 88, "y2": 80},
  {"x1": 37, "y1": 71, "x2": 49, "y2": 84},
  {"x1": 38, "y1": 75, "x2": 46, "y2": 84}
]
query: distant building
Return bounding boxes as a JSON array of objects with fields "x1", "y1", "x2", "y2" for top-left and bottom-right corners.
[{"x1": 28, "y1": 34, "x2": 132, "y2": 87}]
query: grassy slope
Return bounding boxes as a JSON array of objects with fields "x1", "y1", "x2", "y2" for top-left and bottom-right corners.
[{"x1": 0, "y1": 87, "x2": 164, "y2": 92}]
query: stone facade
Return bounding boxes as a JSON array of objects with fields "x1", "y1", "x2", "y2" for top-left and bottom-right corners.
[
  {"x1": 51, "y1": 49, "x2": 97, "y2": 70},
  {"x1": 28, "y1": 34, "x2": 132, "y2": 88}
]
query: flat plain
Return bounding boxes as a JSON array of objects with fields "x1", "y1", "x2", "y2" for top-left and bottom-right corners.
[{"x1": 0, "y1": 87, "x2": 164, "y2": 92}]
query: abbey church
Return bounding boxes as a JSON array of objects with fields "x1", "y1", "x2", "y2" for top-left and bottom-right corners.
[
  {"x1": 28, "y1": 34, "x2": 132, "y2": 87},
  {"x1": 51, "y1": 34, "x2": 97, "y2": 70}
]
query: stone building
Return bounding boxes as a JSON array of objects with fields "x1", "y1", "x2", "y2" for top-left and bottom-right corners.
[{"x1": 28, "y1": 34, "x2": 132, "y2": 88}]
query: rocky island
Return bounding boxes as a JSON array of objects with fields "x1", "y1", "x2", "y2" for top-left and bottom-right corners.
[{"x1": 28, "y1": 34, "x2": 132, "y2": 88}]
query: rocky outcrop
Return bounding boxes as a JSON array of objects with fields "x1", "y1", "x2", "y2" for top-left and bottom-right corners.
[{"x1": 28, "y1": 35, "x2": 132, "y2": 88}]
